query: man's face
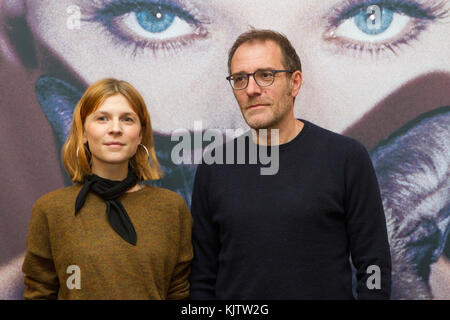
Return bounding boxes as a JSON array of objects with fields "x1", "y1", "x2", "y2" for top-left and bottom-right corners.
[{"x1": 230, "y1": 40, "x2": 298, "y2": 130}]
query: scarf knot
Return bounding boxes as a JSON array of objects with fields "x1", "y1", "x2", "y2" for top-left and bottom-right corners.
[{"x1": 75, "y1": 170, "x2": 139, "y2": 245}]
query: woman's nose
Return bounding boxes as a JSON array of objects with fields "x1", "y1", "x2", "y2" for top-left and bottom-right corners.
[{"x1": 108, "y1": 118, "x2": 123, "y2": 134}]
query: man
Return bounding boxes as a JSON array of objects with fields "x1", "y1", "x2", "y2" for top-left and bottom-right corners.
[{"x1": 189, "y1": 29, "x2": 391, "y2": 299}]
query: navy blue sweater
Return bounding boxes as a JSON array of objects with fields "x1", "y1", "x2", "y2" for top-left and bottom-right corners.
[{"x1": 189, "y1": 120, "x2": 391, "y2": 299}]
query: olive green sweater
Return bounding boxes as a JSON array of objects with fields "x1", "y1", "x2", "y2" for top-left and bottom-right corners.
[{"x1": 22, "y1": 184, "x2": 193, "y2": 300}]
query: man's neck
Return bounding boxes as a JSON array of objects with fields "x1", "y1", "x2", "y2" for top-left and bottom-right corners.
[{"x1": 252, "y1": 117, "x2": 304, "y2": 146}]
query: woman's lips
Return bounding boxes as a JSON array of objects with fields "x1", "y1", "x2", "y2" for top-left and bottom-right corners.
[{"x1": 105, "y1": 142, "x2": 124, "y2": 148}]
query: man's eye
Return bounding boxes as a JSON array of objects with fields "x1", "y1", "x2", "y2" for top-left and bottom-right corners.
[
  {"x1": 85, "y1": 0, "x2": 210, "y2": 55},
  {"x1": 323, "y1": 0, "x2": 448, "y2": 56},
  {"x1": 234, "y1": 75, "x2": 246, "y2": 83},
  {"x1": 260, "y1": 71, "x2": 273, "y2": 78}
]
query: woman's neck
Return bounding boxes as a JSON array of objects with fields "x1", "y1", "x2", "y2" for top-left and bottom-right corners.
[
  {"x1": 91, "y1": 161, "x2": 129, "y2": 181},
  {"x1": 90, "y1": 161, "x2": 141, "y2": 192}
]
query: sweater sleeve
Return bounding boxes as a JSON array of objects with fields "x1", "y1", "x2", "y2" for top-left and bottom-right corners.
[
  {"x1": 344, "y1": 141, "x2": 392, "y2": 300},
  {"x1": 167, "y1": 198, "x2": 194, "y2": 300},
  {"x1": 22, "y1": 200, "x2": 59, "y2": 299},
  {"x1": 189, "y1": 164, "x2": 220, "y2": 299}
]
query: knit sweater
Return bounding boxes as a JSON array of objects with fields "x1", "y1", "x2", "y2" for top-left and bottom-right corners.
[
  {"x1": 22, "y1": 184, "x2": 193, "y2": 300},
  {"x1": 190, "y1": 120, "x2": 392, "y2": 299}
]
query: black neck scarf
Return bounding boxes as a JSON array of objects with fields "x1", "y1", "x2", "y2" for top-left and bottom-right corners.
[{"x1": 75, "y1": 170, "x2": 139, "y2": 246}]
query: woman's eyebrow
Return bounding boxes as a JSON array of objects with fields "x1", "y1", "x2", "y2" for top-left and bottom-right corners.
[
  {"x1": 121, "y1": 112, "x2": 138, "y2": 116},
  {"x1": 94, "y1": 111, "x2": 138, "y2": 116}
]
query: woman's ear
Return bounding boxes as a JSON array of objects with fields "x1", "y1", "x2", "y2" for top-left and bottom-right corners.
[{"x1": 138, "y1": 125, "x2": 143, "y2": 144}]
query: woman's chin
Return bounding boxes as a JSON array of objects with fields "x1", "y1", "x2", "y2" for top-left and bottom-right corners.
[{"x1": 429, "y1": 256, "x2": 450, "y2": 300}]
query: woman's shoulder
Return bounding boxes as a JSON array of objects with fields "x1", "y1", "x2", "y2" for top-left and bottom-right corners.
[
  {"x1": 139, "y1": 185, "x2": 185, "y2": 201},
  {"x1": 133, "y1": 185, "x2": 188, "y2": 210},
  {"x1": 34, "y1": 184, "x2": 82, "y2": 210}
]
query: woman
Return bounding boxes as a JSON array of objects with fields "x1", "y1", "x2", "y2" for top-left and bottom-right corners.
[
  {"x1": 1, "y1": 0, "x2": 449, "y2": 299},
  {"x1": 21, "y1": 78, "x2": 193, "y2": 299}
]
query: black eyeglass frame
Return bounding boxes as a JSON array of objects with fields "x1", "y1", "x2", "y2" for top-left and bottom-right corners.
[{"x1": 226, "y1": 69, "x2": 295, "y2": 90}]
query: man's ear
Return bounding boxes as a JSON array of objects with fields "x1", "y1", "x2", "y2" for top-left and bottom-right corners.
[{"x1": 291, "y1": 71, "x2": 303, "y2": 98}]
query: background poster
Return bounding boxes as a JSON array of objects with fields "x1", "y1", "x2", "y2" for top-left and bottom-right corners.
[{"x1": 0, "y1": 0, "x2": 449, "y2": 299}]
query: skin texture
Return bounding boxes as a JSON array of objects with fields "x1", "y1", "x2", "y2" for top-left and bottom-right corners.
[
  {"x1": 83, "y1": 94, "x2": 142, "y2": 181},
  {"x1": 430, "y1": 257, "x2": 450, "y2": 299},
  {"x1": 0, "y1": 0, "x2": 449, "y2": 299},
  {"x1": 230, "y1": 40, "x2": 303, "y2": 144}
]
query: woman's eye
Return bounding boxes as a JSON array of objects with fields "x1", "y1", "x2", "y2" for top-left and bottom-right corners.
[
  {"x1": 123, "y1": 117, "x2": 134, "y2": 122},
  {"x1": 324, "y1": 0, "x2": 448, "y2": 56},
  {"x1": 97, "y1": 116, "x2": 107, "y2": 121},
  {"x1": 85, "y1": 0, "x2": 209, "y2": 55},
  {"x1": 337, "y1": 6, "x2": 408, "y2": 41}
]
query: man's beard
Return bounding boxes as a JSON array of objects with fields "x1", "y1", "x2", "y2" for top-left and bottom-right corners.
[
  {"x1": 244, "y1": 108, "x2": 277, "y2": 130},
  {"x1": 243, "y1": 92, "x2": 292, "y2": 130}
]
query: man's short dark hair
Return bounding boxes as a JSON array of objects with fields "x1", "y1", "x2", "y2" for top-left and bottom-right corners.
[{"x1": 227, "y1": 29, "x2": 302, "y2": 75}]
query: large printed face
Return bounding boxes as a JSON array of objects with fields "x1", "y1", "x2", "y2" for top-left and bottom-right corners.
[
  {"x1": 1, "y1": 0, "x2": 449, "y2": 300},
  {"x1": 25, "y1": 0, "x2": 450, "y2": 144}
]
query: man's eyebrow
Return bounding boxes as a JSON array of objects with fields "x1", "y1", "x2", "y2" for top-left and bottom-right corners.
[
  {"x1": 232, "y1": 67, "x2": 275, "y2": 74},
  {"x1": 231, "y1": 71, "x2": 248, "y2": 75}
]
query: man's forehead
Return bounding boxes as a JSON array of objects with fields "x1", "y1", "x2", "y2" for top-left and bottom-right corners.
[{"x1": 231, "y1": 39, "x2": 283, "y2": 73}]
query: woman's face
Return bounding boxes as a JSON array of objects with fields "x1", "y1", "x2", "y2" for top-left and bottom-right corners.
[
  {"x1": 83, "y1": 94, "x2": 142, "y2": 173},
  {"x1": 25, "y1": 0, "x2": 450, "y2": 146}
]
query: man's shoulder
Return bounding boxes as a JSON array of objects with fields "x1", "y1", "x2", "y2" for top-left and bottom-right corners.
[{"x1": 303, "y1": 120, "x2": 366, "y2": 154}]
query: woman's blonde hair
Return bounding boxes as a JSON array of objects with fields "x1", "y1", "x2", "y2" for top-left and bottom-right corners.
[{"x1": 62, "y1": 78, "x2": 163, "y2": 182}]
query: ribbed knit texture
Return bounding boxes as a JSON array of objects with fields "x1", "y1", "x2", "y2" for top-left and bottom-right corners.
[{"x1": 190, "y1": 120, "x2": 392, "y2": 299}]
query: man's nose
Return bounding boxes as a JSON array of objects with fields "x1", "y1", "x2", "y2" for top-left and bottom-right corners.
[{"x1": 245, "y1": 75, "x2": 262, "y2": 96}]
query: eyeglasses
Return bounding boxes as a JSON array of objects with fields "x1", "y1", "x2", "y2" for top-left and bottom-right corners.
[{"x1": 226, "y1": 69, "x2": 294, "y2": 90}]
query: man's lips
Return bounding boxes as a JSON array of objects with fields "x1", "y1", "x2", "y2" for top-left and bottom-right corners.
[{"x1": 247, "y1": 103, "x2": 268, "y2": 110}]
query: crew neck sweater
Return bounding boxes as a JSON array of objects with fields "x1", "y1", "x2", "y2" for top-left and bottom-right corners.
[
  {"x1": 22, "y1": 184, "x2": 193, "y2": 300},
  {"x1": 189, "y1": 120, "x2": 391, "y2": 299}
]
